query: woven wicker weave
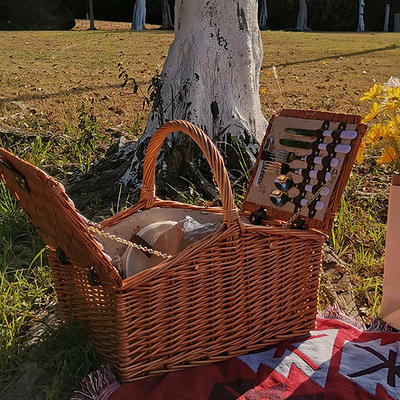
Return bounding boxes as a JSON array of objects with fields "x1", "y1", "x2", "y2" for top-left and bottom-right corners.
[{"x1": 0, "y1": 120, "x2": 326, "y2": 382}]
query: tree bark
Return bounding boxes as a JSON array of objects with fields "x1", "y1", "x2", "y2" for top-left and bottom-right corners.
[
  {"x1": 258, "y1": 0, "x2": 268, "y2": 30},
  {"x1": 161, "y1": 0, "x2": 173, "y2": 30},
  {"x1": 131, "y1": 0, "x2": 146, "y2": 31},
  {"x1": 296, "y1": 0, "x2": 309, "y2": 31}
]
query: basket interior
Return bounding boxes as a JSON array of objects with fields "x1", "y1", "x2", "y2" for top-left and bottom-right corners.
[{"x1": 96, "y1": 207, "x2": 226, "y2": 270}]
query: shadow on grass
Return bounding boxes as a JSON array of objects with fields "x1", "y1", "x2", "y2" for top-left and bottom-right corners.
[
  {"x1": 263, "y1": 43, "x2": 399, "y2": 69},
  {"x1": 0, "y1": 84, "x2": 124, "y2": 104},
  {"x1": 0, "y1": 321, "x2": 102, "y2": 400}
]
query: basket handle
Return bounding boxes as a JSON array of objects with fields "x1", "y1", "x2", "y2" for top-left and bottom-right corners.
[{"x1": 139, "y1": 120, "x2": 241, "y2": 227}]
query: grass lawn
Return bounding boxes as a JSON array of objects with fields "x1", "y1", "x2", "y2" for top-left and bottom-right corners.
[{"x1": 0, "y1": 22, "x2": 400, "y2": 398}]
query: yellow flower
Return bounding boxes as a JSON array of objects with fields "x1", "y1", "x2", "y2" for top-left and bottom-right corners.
[
  {"x1": 384, "y1": 121, "x2": 397, "y2": 139},
  {"x1": 360, "y1": 83, "x2": 383, "y2": 102},
  {"x1": 382, "y1": 86, "x2": 400, "y2": 112},
  {"x1": 362, "y1": 102, "x2": 381, "y2": 123},
  {"x1": 356, "y1": 139, "x2": 366, "y2": 163},
  {"x1": 359, "y1": 79, "x2": 400, "y2": 169},
  {"x1": 260, "y1": 88, "x2": 267, "y2": 94},
  {"x1": 377, "y1": 146, "x2": 397, "y2": 164},
  {"x1": 365, "y1": 124, "x2": 385, "y2": 147},
  {"x1": 385, "y1": 85, "x2": 400, "y2": 99},
  {"x1": 384, "y1": 100, "x2": 399, "y2": 113}
]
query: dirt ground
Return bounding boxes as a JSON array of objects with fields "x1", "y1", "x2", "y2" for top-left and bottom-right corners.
[{"x1": 72, "y1": 19, "x2": 161, "y2": 31}]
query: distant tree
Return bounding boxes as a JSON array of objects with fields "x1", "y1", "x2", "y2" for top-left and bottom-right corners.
[
  {"x1": 296, "y1": 0, "x2": 309, "y2": 31},
  {"x1": 259, "y1": 0, "x2": 268, "y2": 30},
  {"x1": 161, "y1": 0, "x2": 173, "y2": 30},
  {"x1": 88, "y1": 0, "x2": 96, "y2": 30},
  {"x1": 131, "y1": 0, "x2": 146, "y2": 30}
]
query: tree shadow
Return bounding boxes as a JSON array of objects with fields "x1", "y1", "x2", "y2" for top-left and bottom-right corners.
[
  {"x1": 2, "y1": 83, "x2": 127, "y2": 103},
  {"x1": 0, "y1": 319, "x2": 101, "y2": 400},
  {"x1": 263, "y1": 43, "x2": 398, "y2": 69}
]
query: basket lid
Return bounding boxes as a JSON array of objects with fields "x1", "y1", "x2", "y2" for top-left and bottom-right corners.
[
  {"x1": 0, "y1": 147, "x2": 122, "y2": 287},
  {"x1": 242, "y1": 109, "x2": 366, "y2": 233}
]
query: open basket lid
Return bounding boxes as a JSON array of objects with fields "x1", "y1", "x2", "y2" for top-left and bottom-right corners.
[
  {"x1": 242, "y1": 109, "x2": 367, "y2": 234},
  {"x1": 0, "y1": 147, "x2": 122, "y2": 287}
]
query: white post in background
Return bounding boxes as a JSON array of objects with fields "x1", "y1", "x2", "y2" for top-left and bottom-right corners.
[
  {"x1": 395, "y1": 14, "x2": 400, "y2": 32},
  {"x1": 259, "y1": 0, "x2": 268, "y2": 30},
  {"x1": 384, "y1": 3, "x2": 390, "y2": 32},
  {"x1": 357, "y1": 0, "x2": 365, "y2": 31},
  {"x1": 296, "y1": 0, "x2": 309, "y2": 31},
  {"x1": 131, "y1": 0, "x2": 146, "y2": 31},
  {"x1": 88, "y1": 0, "x2": 96, "y2": 30}
]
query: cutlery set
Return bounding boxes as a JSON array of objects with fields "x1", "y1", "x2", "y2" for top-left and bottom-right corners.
[
  {"x1": 244, "y1": 110, "x2": 365, "y2": 232},
  {"x1": 255, "y1": 120, "x2": 358, "y2": 218}
]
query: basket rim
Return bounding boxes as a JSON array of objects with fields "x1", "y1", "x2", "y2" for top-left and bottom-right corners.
[{"x1": 99, "y1": 199, "x2": 325, "y2": 291}]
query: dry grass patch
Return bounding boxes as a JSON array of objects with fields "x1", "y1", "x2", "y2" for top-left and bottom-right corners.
[{"x1": 1, "y1": 29, "x2": 399, "y2": 140}]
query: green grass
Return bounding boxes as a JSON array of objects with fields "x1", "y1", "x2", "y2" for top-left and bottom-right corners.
[
  {"x1": 329, "y1": 160, "x2": 390, "y2": 319},
  {"x1": 1, "y1": 320, "x2": 101, "y2": 400},
  {"x1": 0, "y1": 182, "x2": 50, "y2": 386},
  {"x1": 0, "y1": 182, "x2": 102, "y2": 398}
]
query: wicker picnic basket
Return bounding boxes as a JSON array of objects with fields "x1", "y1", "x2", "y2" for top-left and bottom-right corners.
[{"x1": 0, "y1": 115, "x2": 364, "y2": 382}]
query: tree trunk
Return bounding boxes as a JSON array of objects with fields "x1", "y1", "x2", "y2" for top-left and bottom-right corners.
[
  {"x1": 357, "y1": 0, "x2": 365, "y2": 31},
  {"x1": 131, "y1": 0, "x2": 146, "y2": 31},
  {"x1": 120, "y1": 0, "x2": 267, "y2": 200},
  {"x1": 258, "y1": 0, "x2": 268, "y2": 30},
  {"x1": 88, "y1": 0, "x2": 96, "y2": 30},
  {"x1": 296, "y1": 0, "x2": 309, "y2": 31},
  {"x1": 161, "y1": 0, "x2": 173, "y2": 30},
  {"x1": 70, "y1": 0, "x2": 267, "y2": 208}
]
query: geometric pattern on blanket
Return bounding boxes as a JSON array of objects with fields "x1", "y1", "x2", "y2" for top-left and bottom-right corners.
[{"x1": 238, "y1": 318, "x2": 400, "y2": 400}]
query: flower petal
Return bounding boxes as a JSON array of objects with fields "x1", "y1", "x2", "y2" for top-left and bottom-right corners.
[
  {"x1": 356, "y1": 141, "x2": 365, "y2": 163},
  {"x1": 377, "y1": 146, "x2": 397, "y2": 164},
  {"x1": 362, "y1": 102, "x2": 381, "y2": 123},
  {"x1": 384, "y1": 76, "x2": 400, "y2": 88}
]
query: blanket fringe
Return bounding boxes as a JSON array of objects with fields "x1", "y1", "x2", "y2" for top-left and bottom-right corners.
[
  {"x1": 319, "y1": 305, "x2": 366, "y2": 330},
  {"x1": 366, "y1": 317, "x2": 396, "y2": 333},
  {"x1": 319, "y1": 304, "x2": 397, "y2": 332},
  {"x1": 71, "y1": 365, "x2": 120, "y2": 400}
]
